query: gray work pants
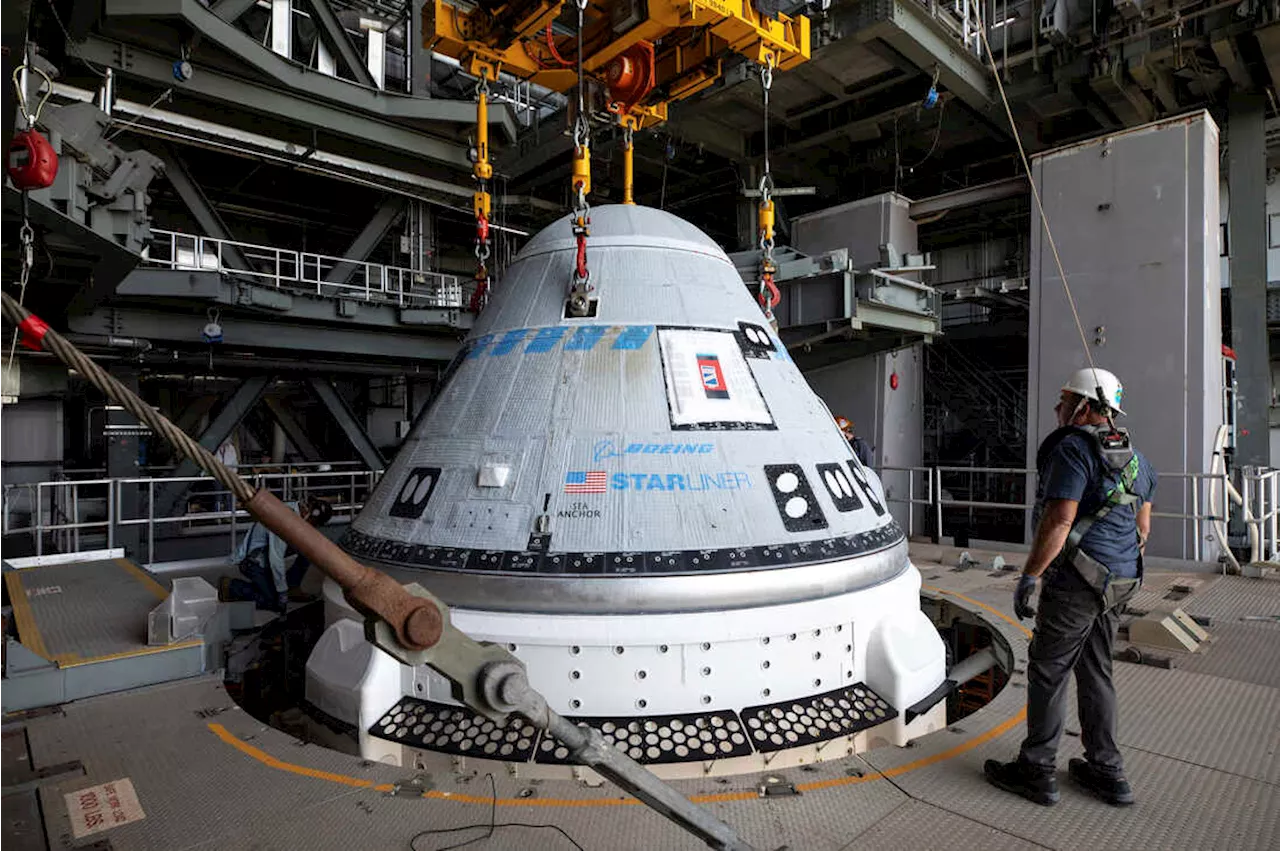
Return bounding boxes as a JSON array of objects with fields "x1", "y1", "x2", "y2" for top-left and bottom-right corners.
[{"x1": 1018, "y1": 563, "x2": 1125, "y2": 778}]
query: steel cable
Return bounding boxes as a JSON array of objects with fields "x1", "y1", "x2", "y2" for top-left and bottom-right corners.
[{"x1": 1, "y1": 291, "x2": 254, "y2": 503}]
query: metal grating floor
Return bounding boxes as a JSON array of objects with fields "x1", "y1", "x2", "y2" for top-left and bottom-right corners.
[
  {"x1": 7, "y1": 545, "x2": 1280, "y2": 850},
  {"x1": 4, "y1": 559, "x2": 180, "y2": 665}
]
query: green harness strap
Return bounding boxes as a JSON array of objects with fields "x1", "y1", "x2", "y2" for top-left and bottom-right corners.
[{"x1": 1065, "y1": 454, "x2": 1142, "y2": 554}]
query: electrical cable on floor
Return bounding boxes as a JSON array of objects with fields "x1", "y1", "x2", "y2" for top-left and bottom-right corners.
[
  {"x1": 972, "y1": 12, "x2": 1106, "y2": 394},
  {"x1": 407, "y1": 774, "x2": 586, "y2": 851}
]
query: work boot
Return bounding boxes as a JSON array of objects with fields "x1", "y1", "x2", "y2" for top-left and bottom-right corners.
[
  {"x1": 984, "y1": 758, "x2": 1060, "y2": 806},
  {"x1": 1069, "y1": 758, "x2": 1135, "y2": 806}
]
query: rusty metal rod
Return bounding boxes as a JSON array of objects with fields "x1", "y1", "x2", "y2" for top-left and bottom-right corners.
[{"x1": 1, "y1": 292, "x2": 442, "y2": 650}]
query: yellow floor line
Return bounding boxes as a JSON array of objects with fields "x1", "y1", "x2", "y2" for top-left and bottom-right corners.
[
  {"x1": 3, "y1": 571, "x2": 53, "y2": 660},
  {"x1": 114, "y1": 557, "x2": 170, "y2": 600},
  {"x1": 208, "y1": 587, "x2": 1033, "y2": 808},
  {"x1": 923, "y1": 584, "x2": 1034, "y2": 638},
  {"x1": 55, "y1": 640, "x2": 204, "y2": 668},
  {"x1": 209, "y1": 702, "x2": 1028, "y2": 808}
]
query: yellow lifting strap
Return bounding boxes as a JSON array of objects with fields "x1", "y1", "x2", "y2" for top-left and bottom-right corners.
[
  {"x1": 473, "y1": 63, "x2": 496, "y2": 220},
  {"x1": 572, "y1": 142, "x2": 591, "y2": 212},
  {"x1": 620, "y1": 117, "x2": 637, "y2": 206}
]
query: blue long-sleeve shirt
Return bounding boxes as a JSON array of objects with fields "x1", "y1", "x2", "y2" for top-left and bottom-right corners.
[{"x1": 235, "y1": 501, "x2": 298, "y2": 593}]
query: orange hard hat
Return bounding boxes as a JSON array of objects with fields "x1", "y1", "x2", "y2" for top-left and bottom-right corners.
[{"x1": 835, "y1": 415, "x2": 852, "y2": 432}]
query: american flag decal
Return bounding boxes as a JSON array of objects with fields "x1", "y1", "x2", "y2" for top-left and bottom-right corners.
[{"x1": 564, "y1": 471, "x2": 608, "y2": 494}]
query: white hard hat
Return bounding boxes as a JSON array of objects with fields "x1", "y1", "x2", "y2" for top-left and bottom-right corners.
[{"x1": 1061, "y1": 367, "x2": 1125, "y2": 415}]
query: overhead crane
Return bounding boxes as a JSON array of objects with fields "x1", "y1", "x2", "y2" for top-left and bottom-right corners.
[{"x1": 427, "y1": 0, "x2": 810, "y2": 317}]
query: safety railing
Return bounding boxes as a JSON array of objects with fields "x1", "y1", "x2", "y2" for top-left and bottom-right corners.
[
  {"x1": 143, "y1": 229, "x2": 464, "y2": 310},
  {"x1": 2, "y1": 468, "x2": 382, "y2": 566},
  {"x1": 1240, "y1": 466, "x2": 1280, "y2": 563},
  {"x1": 873, "y1": 465, "x2": 1234, "y2": 564}
]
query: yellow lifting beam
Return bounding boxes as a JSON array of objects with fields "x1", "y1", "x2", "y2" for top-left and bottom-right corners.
[{"x1": 423, "y1": 0, "x2": 810, "y2": 127}]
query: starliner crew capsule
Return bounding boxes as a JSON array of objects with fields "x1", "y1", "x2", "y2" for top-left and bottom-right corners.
[{"x1": 305, "y1": 205, "x2": 947, "y2": 777}]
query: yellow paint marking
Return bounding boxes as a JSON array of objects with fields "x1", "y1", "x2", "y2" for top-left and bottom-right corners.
[
  {"x1": 923, "y1": 584, "x2": 1034, "y2": 637},
  {"x1": 208, "y1": 703, "x2": 1029, "y2": 808},
  {"x1": 4, "y1": 570, "x2": 53, "y2": 660},
  {"x1": 54, "y1": 640, "x2": 204, "y2": 668},
  {"x1": 208, "y1": 586, "x2": 1032, "y2": 808},
  {"x1": 794, "y1": 707, "x2": 1028, "y2": 793},
  {"x1": 114, "y1": 558, "x2": 170, "y2": 600}
]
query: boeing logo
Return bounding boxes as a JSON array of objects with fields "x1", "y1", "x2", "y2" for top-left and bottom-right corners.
[{"x1": 592, "y1": 440, "x2": 715, "y2": 463}]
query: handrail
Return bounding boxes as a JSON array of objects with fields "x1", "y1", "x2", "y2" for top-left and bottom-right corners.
[
  {"x1": 873, "y1": 465, "x2": 1235, "y2": 565},
  {"x1": 143, "y1": 228, "x2": 465, "y2": 310},
  {"x1": 3, "y1": 469, "x2": 382, "y2": 565}
]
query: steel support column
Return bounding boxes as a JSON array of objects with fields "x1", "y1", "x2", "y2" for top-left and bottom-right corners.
[
  {"x1": 304, "y1": 0, "x2": 377, "y2": 88},
  {"x1": 158, "y1": 144, "x2": 250, "y2": 270},
  {"x1": 1228, "y1": 92, "x2": 1270, "y2": 468},
  {"x1": 153, "y1": 376, "x2": 273, "y2": 517},
  {"x1": 325, "y1": 197, "x2": 408, "y2": 284},
  {"x1": 307, "y1": 377, "x2": 386, "y2": 470},
  {"x1": 107, "y1": 366, "x2": 143, "y2": 558},
  {"x1": 410, "y1": 0, "x2": 430, "y2": 97},
  {"x1": 263, "y1": 396, "x2": 323, "y2": 462}
]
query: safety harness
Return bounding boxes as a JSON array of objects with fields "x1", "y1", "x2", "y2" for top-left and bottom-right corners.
[{"x1": 1038, "y1": 424, "x2": 1144, "y2": 609}]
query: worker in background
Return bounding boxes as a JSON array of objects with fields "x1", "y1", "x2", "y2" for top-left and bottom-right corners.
[
  {"x1": 836, "y1": 416, "x2": 874, "y2": 467},
  {"x1": 985, "y1": 368, "x2": 1155, "y2": 808},
  {"x1": 220, "y1": 496, "x2": 333, "y2": 612},
  {"x1": 214, "y1": 436, "x2": 239, "y2": 513}
]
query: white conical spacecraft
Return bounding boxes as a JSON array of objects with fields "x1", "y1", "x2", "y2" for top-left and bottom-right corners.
[{"x1": 306, "y1": 205, "x2": 946, "y2": 775}]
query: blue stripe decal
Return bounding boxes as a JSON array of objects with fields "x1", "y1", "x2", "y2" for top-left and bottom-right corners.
[
  {"x1": 565, "y1": 325, "x2": 609, "y2": 351},
  {"x1": 491, "y1": 328, "x2": 528, "y2": 356},
  {"x1": 465, "y1": 334, "x2": 495, "y2": 359},
  {"x1": 524, "y1": 326, "x2": 568, "y2": 353},
  {"x1": 612, "y1": 325, "x2": 654, "y2": 350}
]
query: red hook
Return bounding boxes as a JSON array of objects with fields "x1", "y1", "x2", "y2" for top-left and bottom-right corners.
[{"x1": 758, "y1": 273, "x2": 780, "y2": 310}]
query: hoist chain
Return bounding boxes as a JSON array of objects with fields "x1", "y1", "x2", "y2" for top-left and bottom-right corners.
[
  {"x1": 567, "y1": 0, "x2": 593, "y2": 316},
  {"x1": 472, "y1": 74, "x2": 493, "y2": 312},
  {"x1": 756, "y1": 56, "x2": 779, "y2": 323}
]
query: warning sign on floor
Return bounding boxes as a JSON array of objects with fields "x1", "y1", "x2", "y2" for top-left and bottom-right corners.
[{"x1": 64, "y1": 777, "x2": 145, "y2": 839}]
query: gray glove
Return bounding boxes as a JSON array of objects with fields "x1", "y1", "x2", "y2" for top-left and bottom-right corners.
[{"x1": 1014, "y1": 574, "x2": 1038, "y2": 620}]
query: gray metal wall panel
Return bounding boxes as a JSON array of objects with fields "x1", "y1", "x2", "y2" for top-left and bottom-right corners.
[{"x1": 1027, "y1": 113, "x2": 1223, "y2": 559}]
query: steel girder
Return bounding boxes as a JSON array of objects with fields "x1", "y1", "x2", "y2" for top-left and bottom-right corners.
[
  {"x1": 77, "y1": 35, "x2": 465, "y2": 169},
  {"x1": 152, "y1": 375, "x2": 273, "y2": 517},
  {"x1": 102, "y1": 0, "x2": 518, "y2": 142},
  {"x1": 67, "y1": 306, "x2": 463, "y2": 361},
  {"x1": 307, "y1": 377, "x2": 386, "y2": 470},
  {"x1": 302, "y1": 0, "x2": 377, "y2": 88}
]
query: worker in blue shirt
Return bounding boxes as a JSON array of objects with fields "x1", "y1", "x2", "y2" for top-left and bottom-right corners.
[
  {"x1": 986, "y1": 368, "x2": 1156, "y2": 808},
  {"x1": 836, "y1": 416, "x2": 874, "y2": 467},
  {"x1": 220, "y1": 496, "x2": 332, "y2": 612}
]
